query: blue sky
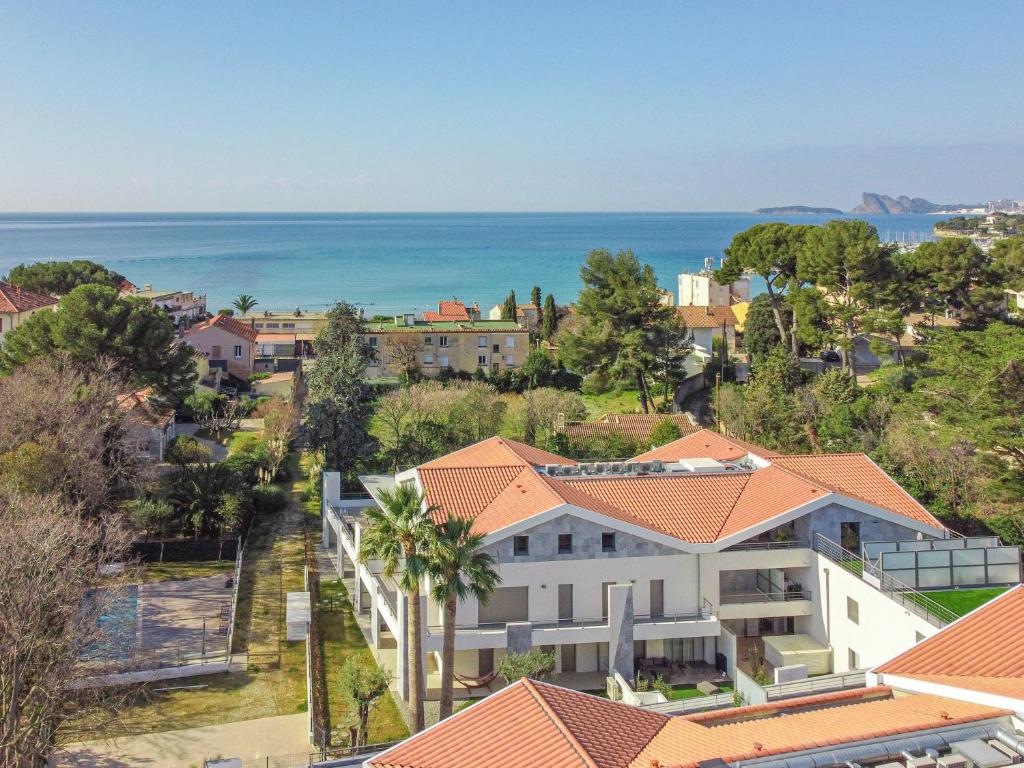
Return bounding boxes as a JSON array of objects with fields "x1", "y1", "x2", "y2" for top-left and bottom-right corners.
[{"x1": 1, "y1": 1, "x2": 1021, "y2": 212}]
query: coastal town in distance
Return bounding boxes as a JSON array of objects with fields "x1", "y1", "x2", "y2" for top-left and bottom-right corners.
[{"x1": 2, "y1": 4, "x2": 1024, "y2": 768}]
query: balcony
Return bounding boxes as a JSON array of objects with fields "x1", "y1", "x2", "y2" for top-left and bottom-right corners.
[{"x1": 716, "y1": 590, "x2": 813, "y2": 620}]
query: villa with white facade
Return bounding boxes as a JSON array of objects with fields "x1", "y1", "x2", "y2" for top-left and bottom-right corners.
[{"x1": 322, "y1": 429, "x2": 1020, "y2": 705}]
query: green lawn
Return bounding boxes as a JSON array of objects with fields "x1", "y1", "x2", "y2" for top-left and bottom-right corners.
[
  {"x1": 581, "y1": 388, "x2": 671, "y2": 419},
  {"x1": 663, "y1": 682, "x2": 734, "y2": 701},
  {"x1": 319, "y1": 580, "x2": 408, "y2": 745},
  {"x1": 911, "y1": 587, "x2": 1007, "y2": 617},
  {"x1": 142, "y1": 558, "x2": 234, "y2": 584}
]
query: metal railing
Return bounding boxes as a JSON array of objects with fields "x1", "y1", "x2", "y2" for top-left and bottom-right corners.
[
  {"x1": 719, "y1": 589, "x2": 812, "y2": 604},
  {"x1": 643, "y1": 690, "x2": 737, "y2": 715},
  {"x1": 724, "y1": 540, "x2": 810, "y2": 551},
  {"x1": 763, "y1": 669, "x2": 867, "y2": 700},
  {"x1": 428, "y1": 607, "x2": 714, "y2": 634},
  {"x1": 813, "y1": 533, "x2": 958, "y2": 627}
]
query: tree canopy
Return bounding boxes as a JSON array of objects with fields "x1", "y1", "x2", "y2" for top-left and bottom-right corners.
[
  {"x1": 0, "y1": 284, "x2": 196, "y2": 404},
  {"x1": 558, "y1": 249, "x2": 688, "y2": 413},
  {"x1": 4, "y1": 259, "x2": 125, "y2": 295}
]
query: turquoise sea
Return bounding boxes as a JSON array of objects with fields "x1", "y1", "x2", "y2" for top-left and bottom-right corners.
[{"x1": 0, "y1": 213, "x2": 939, "y2": 314}]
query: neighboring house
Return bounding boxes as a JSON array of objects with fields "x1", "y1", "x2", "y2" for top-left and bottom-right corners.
[
  {"x1": 677, "y1": 305, "x2": 738, "y2": 375},
  {"x1": 187, "y1": 346, "x2": 222, "y2": 392},
  {"x1": 117, "y1": 278, "x2": 139, "y2": 295},
  {"x1": 323, "y1": 429, "x2": 1016, "y2": 707},
  {"x1": 117, "y1": 387, "x2": 175, "y2": 462},
  {"x1": 250, "y1": 369, "x2": 296, "y2": 399},
  {"x1": 182, "y1": 314, "x2": 258, "y2": 379},
  {"x1": 0, "y1": 281, "x2": 58, "y2": 344},
  {"x1": 486, "y1": 302, "x2": 540, "y2": 328},
  {"x1": 239, "y1": 310, "x2": 328, "y2": 358},
  {"x1": 132, "y1": 285, "x2": 207, "y2": 326},
  {"x1": 558, "y1": 413, "x2": 700, "y2": 452},
  {"x1": 678, "y1": 261, "x2": 750, "y2": 307},
  {"x1": 362, "y1": 311, "x2": 528, "y2": 378}
]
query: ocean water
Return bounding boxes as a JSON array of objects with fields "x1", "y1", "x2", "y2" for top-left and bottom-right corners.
[{"x1": 0, "y1": 212, "x2": 939, "y2": 314}]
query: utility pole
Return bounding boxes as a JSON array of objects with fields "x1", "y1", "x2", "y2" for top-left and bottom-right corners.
[{"x1": 715, "y1": 372, "x2": 722, "y2": 433}]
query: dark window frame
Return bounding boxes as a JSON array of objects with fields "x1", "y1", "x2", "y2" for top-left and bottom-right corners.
[
  {"x1": 557, "y1": 533, "x2": 573, "y2": 554},
  {"x1": 513, "y1": 535, "x2": 529, "y2": 556},
  {"x1": 602, "y1": 532, "x2": 616, "y2": 552}
]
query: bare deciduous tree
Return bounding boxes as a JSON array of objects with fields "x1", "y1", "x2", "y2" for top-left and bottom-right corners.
[
  {"x1": 262, "y1": 397, "x2": 300, "y2": 481},
  {"x1": 0, "y1": 492, "x2": 133, "y2": 766}
]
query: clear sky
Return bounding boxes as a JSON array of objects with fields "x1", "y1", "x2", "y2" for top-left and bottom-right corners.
[{"x1": 1, "y1": 1, "x2": 1021, "y2": 212}]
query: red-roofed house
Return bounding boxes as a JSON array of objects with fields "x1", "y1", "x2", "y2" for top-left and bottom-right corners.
[
  {"x1": 0, "y1": 281, "x2": 58, "y2": 344},
  {"x1": 117, "y1": 387, "x2": 176, "y2": 461},
  {"x1": 182, "y1": 313, "x2": 258, "y2": 378},
  {"x1": 316, "y1": 428, "x2": 1010, "y2": 709}
]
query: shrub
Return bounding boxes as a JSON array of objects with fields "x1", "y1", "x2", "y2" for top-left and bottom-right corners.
[
  {"x1": 496, "y1": 648, "x2": 555, "y2": 683},
  {"x1": 165, "y1": 435, "x2": 213, "y2": 466},
  {"x1": 252, "y1": 484, "x2": 290, "y2": 515}
]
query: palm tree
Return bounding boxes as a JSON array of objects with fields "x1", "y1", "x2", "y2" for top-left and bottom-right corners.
[
  {"x1": 425, "y1": 517, "x2": 498, "y2": 720},
  {"x1": 358, "y1": 483, "x2": 435, "y2": 732},
  {"x1": 232, "y1": 294, "x2": 258, "y2": 314}
]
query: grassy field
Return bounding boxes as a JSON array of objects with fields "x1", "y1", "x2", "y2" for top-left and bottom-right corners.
[
  {"x1": 663, "y1": 682, "x2": 734, "y2": 701},
  {"x1": 142, "y1": 559, "x2": 234, "y2": 584},
  {"x1": 911, "y1": 587, "x2": 1007, "y2": 617},
  {"x1": 581, "y1": 388, "x2": 671, "y2": 418},
  {"x1": 318, "y1": 579, "x2": 408, "y2": 744}
]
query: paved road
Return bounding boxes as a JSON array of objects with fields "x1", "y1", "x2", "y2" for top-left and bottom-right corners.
[{"x1": 57, "y1": 712, "x2": 310, "y2": 768}]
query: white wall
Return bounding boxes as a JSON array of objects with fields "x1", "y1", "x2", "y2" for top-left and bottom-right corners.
[{"x1": 798, "y1": 554, "x2": 938, "y2": 673}]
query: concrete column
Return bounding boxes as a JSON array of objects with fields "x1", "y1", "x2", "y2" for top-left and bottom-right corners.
[
  {"x1": 370, "y1": 587, "x2": 379, "y2": 647},
  {"x1": 335, "y1": 532, "x2": 345, "y2": 578},
  {"x1": 607, "y1": 583, "x2": 635, "y2": 682},
  {"x1": 322, "y1": 471, "x2": 341, "y2": 508},
  {"x1": 321, "y1": 512, "x2": 331, "y2": 547},
  {"x1": 354, "y1": 568, "x2": 364, "y2": 613},
  {"x1": 506, "y1": 622, "x2": 533, "y2": 656},
  {"x1": 396, "y1": 590, "x2": 409, "y2": 701}
]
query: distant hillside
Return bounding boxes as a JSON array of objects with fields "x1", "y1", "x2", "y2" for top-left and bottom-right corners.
[
  {"x1": 754, "y1": 205, "x2": 843, "y2": 215},
  {"x1": 851, "y1": 192, "x2": 979, "y2": 215}
]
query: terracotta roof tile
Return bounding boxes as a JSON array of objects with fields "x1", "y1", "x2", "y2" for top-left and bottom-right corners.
[
  {"x1": 875, "y1": 585, "x2": 1024, "y2": 697},
  {"x1": 677, "y1": 305, "x2": 738, "y2": 329},
  {"x1": 184, "y1": 313, "x2": 258, "y2": 343},
  {"x1": 116, "y1": 387, "x2": 174, "y2": 428},
  {"x1": 420, "y1": 436, "x2": 574, "y2": 469},
  {"x1": 771, "y1": 453, "x2": 942, "y2": 528},
  {"x1": 0, "y1": 281, "x2": 58, "y2": 313},
  {"x1": 632, "y1": 429, "x2": 779, "y2": 462},
  {"x1": 632, "y1": 690, "x2": 1008, "y2": 768},
  {"x1": 370, "y1": 678, "x2": 668, "y2": 768},
  {"x1": 423, "y1": 300, "x2": 471, "y2": 322}
]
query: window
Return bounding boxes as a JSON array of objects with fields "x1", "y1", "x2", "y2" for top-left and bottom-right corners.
[
  {"x1": 233, "y1": 345, "x2": 243, "y2": 358},
  {"x1": 265, "y1": 322, "x2": 279, "y2": 328},
  {"x1": 282, "y1": 322, "x2": 295, "y2": 329},
  {"x1": 423, "y1": 353, "x2": 435, "y2": 365},
  {"x1": 650, "y1": 579, "x2": 664, "y2": 618},
  {"x1": 513, "y1": 535, "x2": 529, "y2": 556},
  {"x1": 840, "y1": 521, "x2": 861, "y2": 553},
  {"x1": 602, "y1": 532, "x2": 616, "y2": 552},
  {"x1": 424, "y1": 336, "x2": 433, "y2": 346},
  {"x1": 506, "y1": 335, "x2": 516, "y2": 348},
  {"x1": 439, "y1": 355, "x2": 449, "y2": 367},
  {"x1": 368, "y1": 336, "x2": 378, "y2": 348},
  {"x1": 505, "y1": 354, "x2": 515, "y2": 366},
  {"x1": 492, "y1": 344, "x2": 499, "y2": 353},
  {"x1": 477, "y1": 335, "x2": 487, "y2": 348},
  {"x1": 211, "y1": 345, "x2": 222, "y2": 358},
  {"x1": 848, "y1": 648, "x2": 860, "y2": 669},
  {"x1": 439, "y1": 336, "x2": 449, "y2": 348},
  {"x1": 478, "y1": 354, "x2": 488, "y2": 366},
  {"x1": 847, "y1": 597, "x2": 859, "y2": 624},
  {"x1": 557, "y1": 534, "x2": 573, "y2": 554}
]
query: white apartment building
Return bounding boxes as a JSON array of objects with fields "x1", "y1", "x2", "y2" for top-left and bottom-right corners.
[
  {"x1": 322, "y1": 429, "x2": 1019, "y2": 703},
  {"x1": 678, "y1": 258, "x2": 751, "y2": 307}
]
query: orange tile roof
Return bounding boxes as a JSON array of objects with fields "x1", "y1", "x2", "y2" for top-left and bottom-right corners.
[
  {"x1": 677, "y1": 304, "x2": 738, "y2": 329},
  {"x1": 420, "y1": 436, "x2": 574, "y2": 470},
  {"x1": 0, "y1": 281, "x2": 58, "y2": 313},
  {"x1": 632, "y1": 689, "x2": 1007, "y2": 768},
  {"x1": 561, "y1": 414, "x2": 700, "y2": 449},
  {"x1": 370, "y1": 683, "x2": 1007, "y2": 768},
  {"x1": 771, "y1": 453, "x2": 941, "y2": 528},
  {"x1": 184, "y1": 313, "x2": 258, "y2": 343},
  {"x1": 116, "y1": 387, "x2": 174, "y2": 428},
  {"x1": 422, "y1": 300, "x2": 471, "y2": 322},
  {"x1": 632, "y1": 429, "x2": 779, "y2": 462},
  {"x1": 413, "y1": 435, "x2": 938, "y2": 542},
  {"x1": 369, "y1": 678, "x2": 668, "y2": 768},
  {"x1": 875, "y1": 585, "x2": 1024, "y2": 699}
]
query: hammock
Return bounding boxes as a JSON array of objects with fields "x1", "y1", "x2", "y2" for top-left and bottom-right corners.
[{"x1": 453, "y1": 670, "x2": 498, "y2": 689}]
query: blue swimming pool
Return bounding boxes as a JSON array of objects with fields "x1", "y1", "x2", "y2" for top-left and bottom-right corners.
[{"x1": 86, "y1": 585, "x2": 139, "y2": 660}]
